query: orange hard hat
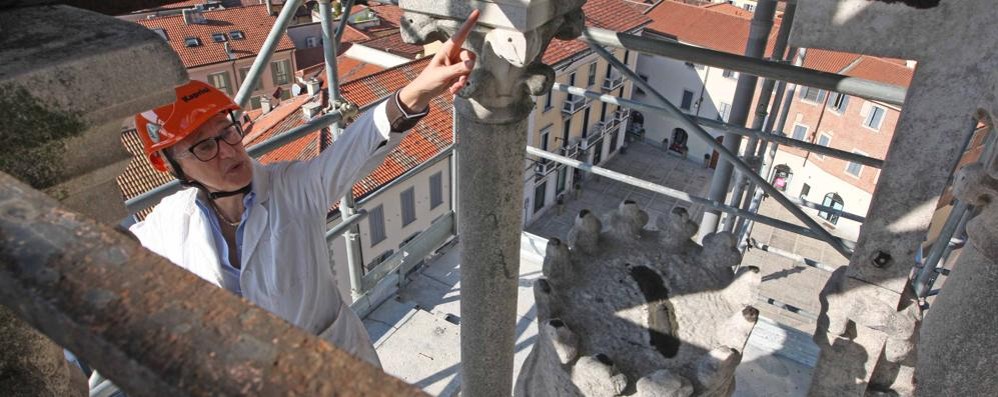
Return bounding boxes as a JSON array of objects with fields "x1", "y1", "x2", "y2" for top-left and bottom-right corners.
[{"x1": 135, "y1": 80, "x2": 241, "y2": 172}]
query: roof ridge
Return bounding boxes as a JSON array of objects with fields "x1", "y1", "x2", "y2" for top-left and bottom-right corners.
[{"x1": 837, "y1": 55, "x2": 866, "y2": 74}]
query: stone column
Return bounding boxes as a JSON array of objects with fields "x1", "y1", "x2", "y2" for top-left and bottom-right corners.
[
  {"x1": 399, "y1": 2, "x2": 585, "y2": 395},
  {"x1": 916, "y1": 146, "x2": 998, "y2": 396}
]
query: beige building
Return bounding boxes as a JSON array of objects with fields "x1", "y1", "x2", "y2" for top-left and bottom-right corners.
[
  {"x1": 521, "y1": 0, "x2": 651, "y2": 225},
  {"x1": 135, "y1": 4, "x2": 298, "y2": 110}
]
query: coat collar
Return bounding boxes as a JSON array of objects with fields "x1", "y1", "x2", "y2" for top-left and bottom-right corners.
[{"x1": 240, "y1": 161, "x2": 271, "y2": 266}]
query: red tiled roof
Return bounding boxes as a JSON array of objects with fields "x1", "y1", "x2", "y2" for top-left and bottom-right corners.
[
  {"x1": 842, "y1": 56, "x2": 914, "y2": 88},
  {"x1": 542, "y1": 0, "x2": 653, "y2": 65},
  {"x1": 136, "y1": 4, "x2": 296, "y2": 68},
  {"x1": 647, "y1": 1, "x2": 914, "y2": 88},
  {"x1": 644, "y1": 1, "x2": 781, "y2": 56},
  {"x1": 702, "y1": 3, "x2": 754, "y2": 19},
  {"x1": 360, "y1": 33, "x2": 425, "y2": 59}
]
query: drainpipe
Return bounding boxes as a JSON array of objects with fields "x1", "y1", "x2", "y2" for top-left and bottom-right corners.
[{"x1": 699, "y1": 0, "x2": 778, "y2": 240}]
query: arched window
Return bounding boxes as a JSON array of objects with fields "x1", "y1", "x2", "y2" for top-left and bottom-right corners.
[
  {"x1": 772, "y1": 164, "x2": 793, "y2": 192},
  {"x1": 670, "y1": 128, "x2": 689, "y2": 154},
  {"x1": 818, "y1": 193, "x2": 844, "y2": 225}
]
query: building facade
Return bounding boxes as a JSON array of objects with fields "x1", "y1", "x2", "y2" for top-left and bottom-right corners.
[{"x1": 135, "y1": 5, "x2": 299, "y2": 110}]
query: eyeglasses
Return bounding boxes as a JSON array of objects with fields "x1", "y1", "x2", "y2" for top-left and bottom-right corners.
[{"x1": 179, "y1": 123, "x2": 244, "y2": 162}]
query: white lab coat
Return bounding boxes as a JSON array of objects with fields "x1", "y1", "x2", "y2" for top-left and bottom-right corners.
[{"x1": 130, "y1": 100, "x2": 402, "y2": 367}]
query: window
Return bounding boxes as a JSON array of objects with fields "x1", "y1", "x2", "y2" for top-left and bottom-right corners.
[
  {"x1": 623, "y1": 50, "x2": 630, "y2": 66},
  {"x1": 600, "y1": 102, "x2": 608, "y2": 122},
  {"x1": 534, "y1": 181, "x2": 547, "y2": 213},
  {"x1": 562, "y1": 119, "x2": 571, "y2": 147},
  {"x1": 556, "y1": 167, "x2": 568, "y2": 194},
  {"x1": 430, "y1": 172, "x2": 443, "y2": 209},
  {"x1": 368, "y1": 205, "x2": 386, "y2": 244},
  {"x1": 800, "y1": 87, "x2": 827, "y2": 103},
  {"x1": 152, "y1": 28, "x2": 168, "y2": 41},
  {"x1": 587, "y1": 63, "x2": 597, "y2": 87},
  {"x1": 818, "y1": 193, "x2": 844, "y2": 225},
  {"x1": 249, "y1": 96, "x2": 262, "y2": 110},
  {"x1": 566, "y1": 72, "x2": 578, "y2": 102},
  {"x1": 791, "y1": 124, "x2": 808, "y2": 141},
  {"x1": 864, "y1": 104, "x2": 886, "y2": 130},
  {"x1": 211, "y1": 32, "x2": 227, "y2": 43},
  {"x1": 718, "y1": 102, "x2": 731, "y2": 122},
  {"x1": 845, "y1": 151, "x2": 864, "y2": 177},
  {"x1": 816, "y1": 134, "x2": 831, "y2": 158},
  {"x1": 581, "y1": 107, "x2": 591, "y2": 138},
  {"x1": 722, "y1": 69, "x2": 737, "y2": 79},
  {"x1": 229, "y1": 30, "x2": 245, "y2": 40},
  {"x1": 609, "y1": 130, "x2": 619, "y2": 153},
  {"x1": 744, "y1": 4, "x2": 755, "y2": 11},
  {"x1": 270, "y1": 59, "x2": 292, "y2": 85},
  {"x1": 305, "y1": 36, "x2": 321, "y2": 48},
  {"x1": 184, "y1": 37, "x2": 201, "y2": 47},
  {"x1": 680, "y1": 89, "x2": 695, "y2": 111},
  {"x1": 543, "y1": 92, "x2": 553, "y2": 111},
  {"x1": 772, "y1": 164, "x2": 792, "y2": 192},
  {"x1": 828, "y1": 92, "x2": 850, "y2": 113},
  {"x1": 207, "y1": 71, "x2": 232, "y2": 95},
  {"x1": 539, "y1": 126, "x2": 551, "y2": 151},
  {"x1": 800, "y1": 183, "x2": 811, "y2": 199},
  {"x1": 400, "y1": 187, "x2": 416, "y2": 226},
  {"x1": 634, "y1": 74, "x2": 648, "y2": 96},
  {"x1": 239, "y1": 67, "x2": 263, "y2": 91}
]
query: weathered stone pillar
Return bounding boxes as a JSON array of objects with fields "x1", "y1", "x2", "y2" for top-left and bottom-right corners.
[
  {"x1": 399, "y1": 2, "x2": 585, "y2": 395},
  {"x1": 789, "y1": 1, "x2": 998, "y2": 394},
  {"x1": 0, "y1": 4, "x2": 187, "y2": 395},
  {"x1": 916, "y1": 146, "x2": 998, "y2": 396}
]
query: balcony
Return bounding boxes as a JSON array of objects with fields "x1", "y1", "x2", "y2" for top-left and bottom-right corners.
[
  {"x1": 614, "y1": 108, "x2": 630, "y2": 124},
  {"x1": 581, "y1": 128, "x2": 606, "y2": 151},
  {"x1": 561, "y1": 94, "x2": 591, "y2": 115},
  {"x1": 601, "y1": 71, "x2": 625, "y2": 91},
  {"x1": 534, "y1": 159, "x2": 557, "y2": 177},
  {"x1": 560, "y1": 141, "x2": 581, "y2": 159}
]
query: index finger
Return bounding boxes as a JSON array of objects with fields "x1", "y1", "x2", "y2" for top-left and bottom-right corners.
[{"x1": 448, "y1": 9, "x2": 480, "y2": 53}]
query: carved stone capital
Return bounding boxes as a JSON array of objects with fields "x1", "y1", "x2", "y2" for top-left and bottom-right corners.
[{"x1": 399, "y1": 1, "x2": 586, "y2": 122}]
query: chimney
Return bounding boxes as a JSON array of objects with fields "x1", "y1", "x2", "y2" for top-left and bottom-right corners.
[
  {"x1": 302, "y1": 101, "x2": 323, "y2": 119},
  {"x1": 906, "y1": 59, "x2": 918, "y2": 69},
  {"x1": 182, "y1": 8, "x2": 206, "y2": 25},
  {"x1": 265, "y1": 0, "x2": 274, "y2": 16},
  {"x1": 306, "y1": 78, "x2": 321, "y2": 96},
  {"x1": 223, "y1": 41, "x2": 235, "y2": 60},
  {"x1": 260, "y1": 96, "x2": 272, "y2": 114}
]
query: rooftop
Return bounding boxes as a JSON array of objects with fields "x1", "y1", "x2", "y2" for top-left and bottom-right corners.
[{"x1": 136, "y1": 4, "x2": 296, "y2": 68}]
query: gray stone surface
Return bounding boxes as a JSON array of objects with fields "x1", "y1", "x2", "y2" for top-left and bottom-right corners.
[
  {"x1": 515, "y1": 200, "x2": 760, "y2": 396},
  {"x1": 0, "y1": 5, "x2": 186, "y2": 223},
  {"x1": 916, "y1": 156, "x2": 998, "y2": 396},
  {"x1": 789, "y1": 1, "x2": 998, "y2": 393}
]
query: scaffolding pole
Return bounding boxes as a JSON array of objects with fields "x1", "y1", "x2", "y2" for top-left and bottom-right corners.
[
  {"x1": 551, "y1": 83, "x2": 884, "y2": 168},
  {"x1": 233, "y1": 0, "x2": 303, "y2": 108},
  {"x1": 703, "y1": 0, "x2": 776, "y2": 237},
  {"x1": 724, "y1": 0, "x2": 797, "y2": 232},
  {"x1": 579, "y1": 28, "x2": 907, "y2": 106},
  {"x1": 583, "y1": 33, "x2": 852, "y2": 257}
]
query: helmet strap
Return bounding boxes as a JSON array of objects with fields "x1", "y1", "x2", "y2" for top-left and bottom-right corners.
[{"x1": 165, "y1": 150, "x2": 252, "y2": 201}]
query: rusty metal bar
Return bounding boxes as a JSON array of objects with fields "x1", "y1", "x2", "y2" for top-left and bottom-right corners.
[{"x1": 0, "y1": 172, "x2": 427, "y2": 397}]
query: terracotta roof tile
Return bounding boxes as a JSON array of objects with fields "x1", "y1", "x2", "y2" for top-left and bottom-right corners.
[
  {"x1": 843, "y1": 56, "x2": 914, "y2": 88},
  {"x1": 137, "y1": 4, "x2": 296, "y2": 69},
  {"x1": 702, "y1": 3, "x2": 754, "y2": 19},
  {"x1": 360, "y1": 33, "x2": 425, "y2": 59},
  {"x1": 542, "y1": 0, "x2": 653, "y2": 65}
]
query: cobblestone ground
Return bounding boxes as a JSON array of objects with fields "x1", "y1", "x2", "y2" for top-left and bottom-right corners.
[{"x1": 526, "y1": 140, "x2": 845, "y2": 333}]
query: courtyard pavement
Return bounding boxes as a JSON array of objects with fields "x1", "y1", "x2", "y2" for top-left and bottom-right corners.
[{"x1": 364, "y1": 140, "x2": 824, "y2": 396}]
